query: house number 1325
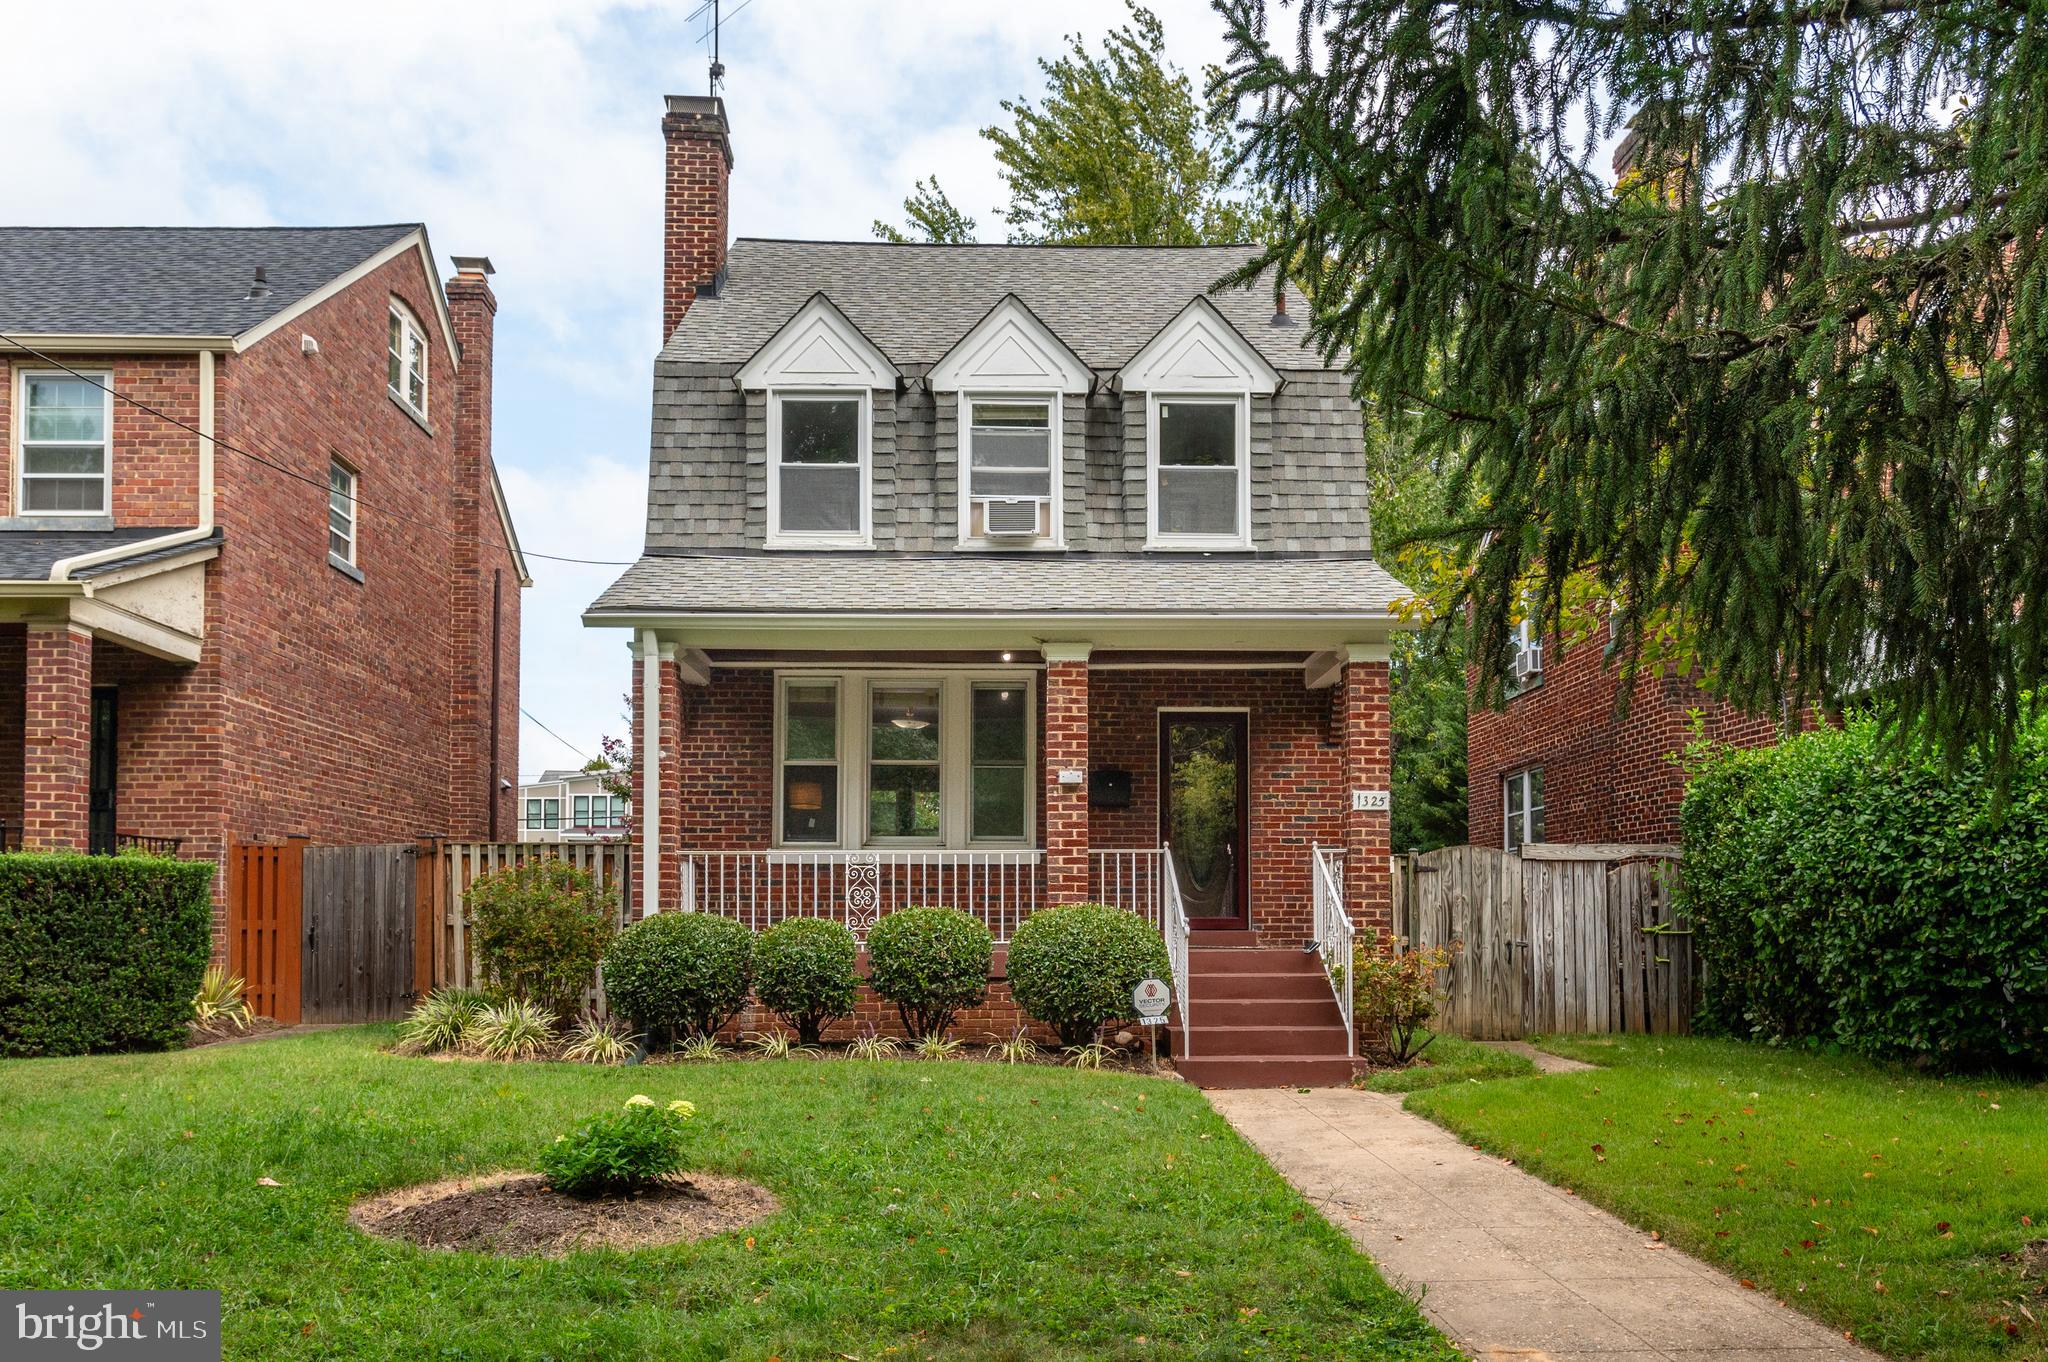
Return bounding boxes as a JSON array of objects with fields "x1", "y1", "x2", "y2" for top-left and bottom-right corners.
[{"x1": 1351, "y1": 789, "x2": 1390, "y2": 812}]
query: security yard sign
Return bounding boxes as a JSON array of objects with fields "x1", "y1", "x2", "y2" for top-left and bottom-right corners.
[{"x1": 1132, "y1": 978, "x2": 1171, "y2": 1026}]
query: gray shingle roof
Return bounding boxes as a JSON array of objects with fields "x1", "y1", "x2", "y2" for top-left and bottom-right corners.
[
  {"x1": 587, "y1": 552, "x2": 1409, "y2": 617},
  {"x1": 0, "y1": 527, "x2": 207, "y2": 582},
  {"x1": 0, "y1": 225, "x2": 420, "y2": 336},
  {"x1": 662, "y1": 240, "x2": 1321, "y2": 372}
]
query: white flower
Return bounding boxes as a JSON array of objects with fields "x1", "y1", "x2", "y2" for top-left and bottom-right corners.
[{"x1": 625, "y1": 1094, "x2": 655, "y2": 1108}]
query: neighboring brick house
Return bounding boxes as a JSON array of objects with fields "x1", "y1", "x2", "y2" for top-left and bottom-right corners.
[
  {"x1": 1466, "y1": 617, "x2": 1787, "y2": 850},
  {"x1": 584, "y1": 97, "x2": 1414, "y2": 1085},
  {"x1": 0, "y1": 225, "x2": 529, "y2": 923}
]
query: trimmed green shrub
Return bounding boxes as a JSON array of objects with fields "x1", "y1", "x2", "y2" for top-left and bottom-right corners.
[
  {"x1": 464, "y1": 859, "x2": 617, "y2": 1017},
  {"x1": 1681, "y1": 713, "x2": 2048, "y2": 1069},
  {"x1": 601, "y1": 912, "x2": 754, "y2": 1040},
  {"x1": 755, "y1": 917, "x2": 860, "y2": 1043},
  {"x1": 0, "y1": 852, "x2": 214, "y2": 1056},
  {"x1": 538, "y1": 1094, "x2": 696, "y2": 1198},
  {"x1": 1007, "y1": 903, "x2": 1169, "y2": 1045},
  {"x1": 865, "y1": 906, "x2": 991, "y2": 1039}
]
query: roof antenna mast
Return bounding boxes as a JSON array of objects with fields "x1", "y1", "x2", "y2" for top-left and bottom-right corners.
[{"x1": 708, "y1": 0, "x2": 726, "y2": 98}]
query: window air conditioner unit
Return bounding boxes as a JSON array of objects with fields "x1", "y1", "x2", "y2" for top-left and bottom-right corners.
[
  {"x1": 1512, "y1": 641, "x2": 1543, "y2": 681},
  {"x1": 978, "y1": 497, "x2": 1043, "y2": 538}
]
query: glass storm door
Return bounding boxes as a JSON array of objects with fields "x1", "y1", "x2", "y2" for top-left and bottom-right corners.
[{"x1": 1159, "y1": 711, "x2": 1249, "y2": 928}]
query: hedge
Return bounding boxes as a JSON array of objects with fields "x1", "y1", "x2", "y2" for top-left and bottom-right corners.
[
  {"x1": 0, "y1": 852, "x2": 216, "y2": 1056},
  {"x1": 865, "y1": 906, "x2": 991, "y2": 1039},
  {"x1": 1007, "y1": 903, "x2": 1169, "y2": 1045},
  {"x1": 754, "y1": 917, "x2": 860, "y2": 1044},
  {"x1": 601, "y1": 912, "x2": 754, "y2": 1041},
  {"x1": 1680, "y1": 713, "x2": 2048, "y2": 1069}
]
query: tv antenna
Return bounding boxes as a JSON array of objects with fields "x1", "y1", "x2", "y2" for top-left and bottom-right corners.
[{"x1": 691, "y1": 0, "x2": 750, "y2": 97}]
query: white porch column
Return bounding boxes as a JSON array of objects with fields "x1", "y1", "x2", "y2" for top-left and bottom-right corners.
[{"x1": 638, "y1": 629, "x2": 662, "y2": 914}]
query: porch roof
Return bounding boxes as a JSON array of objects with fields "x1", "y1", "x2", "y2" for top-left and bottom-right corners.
[
  {"x1": 586, "y1": 551, "x2": 1413, "y2": 624},
  {"x1": 0, "y1": 526, "x2": 208, "y2": 583}
]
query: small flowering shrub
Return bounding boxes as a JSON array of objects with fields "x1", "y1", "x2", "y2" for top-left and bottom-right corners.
[
  {"x1": 538, "y1": 1094, "x2": 696, "y2": 1198},
  {"x1": 1352, "y1": 930, "x2": 1455, "y2": 1063}
]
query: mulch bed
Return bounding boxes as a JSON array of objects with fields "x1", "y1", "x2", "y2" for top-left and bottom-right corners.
[
  {"x1": 185, "y1": 1017, "x2": 286, "y2": 1049},
  {"x1": 350, "y1": 1170, "x2": 779, "y2": 1257}
]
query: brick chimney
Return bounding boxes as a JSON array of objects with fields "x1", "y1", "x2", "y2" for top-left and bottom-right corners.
[
  {"x1": 662, "y1": 94, "x2": 734, "y2": 342},
  {"x1": 444, "y1": 255, "x2": 512, "y2": 841}
]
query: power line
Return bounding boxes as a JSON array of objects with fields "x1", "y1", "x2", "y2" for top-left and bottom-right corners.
[
  {"x1": 0, "y1": 333, "x2": 641, "y2": 570},
  {"x1": 519, "y1": 706, "x2": 592, "y2": 763}
]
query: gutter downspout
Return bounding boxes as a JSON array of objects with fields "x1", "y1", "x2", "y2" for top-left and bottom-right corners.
[{"x1": 48, "y1": 348, "x2": 220, "y2": 584}]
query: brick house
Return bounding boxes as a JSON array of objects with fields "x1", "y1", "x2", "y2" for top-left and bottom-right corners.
[
  {"x1": 0, "y1": 225, "x2": 528, "y2": 920},
  {"x1": 584, "y1": 98, "x2": 1415, "y2": 1085},
  {"x1": 1465, "y1": 618, "x2": 1787, "y2": 850}
]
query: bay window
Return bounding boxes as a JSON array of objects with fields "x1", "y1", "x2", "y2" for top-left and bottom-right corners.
[
  {"x1": 19, "y1": 370, "x2": 111, "y2": 514},
  {"x1": 774, "y1": 672, "x2": 1035, "y2": 848},
  {"x1": 770, "y1": 392, "x2": 868, "y2": 544},
  {"x1": 1150, "y1": 396, "x2": 1248, "y2": 545}
]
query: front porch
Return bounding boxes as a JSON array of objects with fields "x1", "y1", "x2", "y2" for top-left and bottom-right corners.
[{"x1": 626, "y1": 634, "x2": 1397, "y2": 1082}]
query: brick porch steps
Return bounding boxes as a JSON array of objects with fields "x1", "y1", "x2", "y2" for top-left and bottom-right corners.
[{"x1": 1172, "y1": 940, "x2": 1357, "y2": 1089}]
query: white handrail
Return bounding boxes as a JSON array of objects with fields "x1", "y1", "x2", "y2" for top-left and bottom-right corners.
[
  {"x1": 1161, "y1": 843, "x2": 1192, "y2": 1058},
  {"x1": 677, "y1": 848, "x2": 1044, "y2": 942},
  {"x1": 1312, "y1": 843, "x2": 1355, "y2": 1056}
]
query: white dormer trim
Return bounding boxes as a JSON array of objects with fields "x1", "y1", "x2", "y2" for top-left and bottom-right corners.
[
  {"x1": 735, "y1": 292, "x2": 899, "y2": 391},
  {"x1": 928, "y1": 295, "x2": 1092, "y2": 395},
  {"x1": 1117, "y1": 295, "x2": 1281, "y2": 395}
]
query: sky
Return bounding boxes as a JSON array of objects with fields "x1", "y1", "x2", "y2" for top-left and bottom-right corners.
[{"x1": 0, "y1": 0, "x2": 1241, "y2": 782}]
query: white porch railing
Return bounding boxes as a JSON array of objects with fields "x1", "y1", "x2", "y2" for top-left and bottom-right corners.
[
  {"x1": 1312, "y1": 842, "x2": 1356, "y2": 1056},
  {"x1": 679, "y1": 849, "x2": 1044, "y2": 943},
  {"x1": 1090, "y1": 847, "x2": 1164, "y2": 924},
  {"x1": 1161, "y1": 843, "x2": 1192, "y2": 1057}
]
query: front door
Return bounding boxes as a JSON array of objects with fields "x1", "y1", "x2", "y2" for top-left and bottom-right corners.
[
  {"x1": 1159, "y1": 711, "x2": 1249, "y2": 929},
  {"x1": 88, "y1": 686, "x2": 117, "y2": 855}
]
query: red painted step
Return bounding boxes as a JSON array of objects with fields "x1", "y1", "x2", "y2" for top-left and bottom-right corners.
[
  {"x1": 1188, "y1": 948, "x2": 1327, "y2": 975},
  {"x1": 1174, "y1": 1055, "x2": 1358, "y2": 1088},
  {"x1": 1193, "y1": 970, "x2": 1336, "y2": 1001},
  {"x1": 1194, "y1": 996, "x2": 1344, "y2": 1027}
]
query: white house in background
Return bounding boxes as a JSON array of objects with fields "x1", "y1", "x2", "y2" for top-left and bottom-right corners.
[{"x1": 517, "y1": 769, "x2": 628, "y2": 843}]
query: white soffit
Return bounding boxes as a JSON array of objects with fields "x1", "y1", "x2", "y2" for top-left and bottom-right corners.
[
  {"x1": 734, "y1": 291, "x2": 899, "y2": 390},
  {"x1": 1119, "y1": 294, "x2": 1281, "y2": 394},
  {"x1": 927, "y1": 294, "x2": 1092, "y2": 394}
]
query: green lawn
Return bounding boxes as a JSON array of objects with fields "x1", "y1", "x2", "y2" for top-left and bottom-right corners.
[
  {"x1": 0, "y1": 1027, "x2": 1455, "y2": 1362},
  {"x1": 1360, "y1": 1032, "x2": 1538, "y2": 1093},
  {"x1": 1407, "y1": 1034, "x2": 2048, "y2": 1362}
]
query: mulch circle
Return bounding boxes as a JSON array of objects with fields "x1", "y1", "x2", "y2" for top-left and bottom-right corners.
[{"x1": 350, "y1": 1170, "x2": 779, "y2": 1257}]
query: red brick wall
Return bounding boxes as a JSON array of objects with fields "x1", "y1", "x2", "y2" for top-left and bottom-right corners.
[
  {"x1": 1341, "y1": 659, "x2": 1393, "y2": 937},
  {"x1": 23, "y1": 624, "x2": 92, "y2": 848},
  {"x1": 0, "y1": 626, "x2": 22, "y2": 828},
  {"x1": 0, "y1": 354, "x2": 200, "y2": 524},
  {"x1": 212, "y1": 247, "x2": 511, "y2": 849},
  {"x1": 1467, "y1": 620, "x2": 1785, "y2": 848},
  {"x1": 1043, "y1": 660, "x2": 1090, "y2": 901},
  {"x1": 93, "y1": 629, "x2": 228, "y2": 873},
  {"x1": 662, "y1": 98, "x2": 732, "y2": 341},
  {"x1": 1088, "y1": 668, "x2": 1346, "y2": 945}
]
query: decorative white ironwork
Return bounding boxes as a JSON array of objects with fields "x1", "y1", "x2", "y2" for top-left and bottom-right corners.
[
  {"x1": 1160, "y1": 843, "x2": 1192, "y2": 1058},
  {"x1": 1089, "y1": 848, "x2": 1164, "y2": 923},
  {"x1": 677, "y1": 848, "x2": 1045, "y2": 942},
  {"x1": 1312, "y1": 842, "x2": 1356, "y2": 1056}
]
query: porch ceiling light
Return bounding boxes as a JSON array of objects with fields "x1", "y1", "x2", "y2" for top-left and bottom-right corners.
[{"x1": 889, "y1": 711, "x2": 931, "y2": 730}]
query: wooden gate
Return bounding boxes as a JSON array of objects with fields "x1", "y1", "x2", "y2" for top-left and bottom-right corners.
[
  {"x1": 226, "y1": 839, "x2": 305, "y2": 1025},
  {"x1": 1393, "y1": 843, "x2": 1693, "y2": 1038},
  {"x1": 300, "y1": 843, "x2": 418, "y2": 1022}
]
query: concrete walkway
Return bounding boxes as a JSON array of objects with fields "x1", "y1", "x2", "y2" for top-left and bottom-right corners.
[
  {"x1": 1209, "y1": 1087, "x2": 1881, "y2": 1361},
  {"x1": 1477, "y1": 1039, "x2": 1598, "y2": 1075}
]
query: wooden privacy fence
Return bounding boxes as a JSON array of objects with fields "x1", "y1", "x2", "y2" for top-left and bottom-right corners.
[
  {"x1": 1393, "y1": 843, "x2": 1694, "y2": 1039},
  {"x1": 225, "y1": 839, "x2": 631, "y2": 1023}
]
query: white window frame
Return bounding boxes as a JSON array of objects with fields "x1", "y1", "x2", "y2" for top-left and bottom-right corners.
[
  {"x1": 1145, "y1": 391, "x2": 1253, "y2": 550},
  {"x1": 15, "y1": 366, "x2": 113, "y2": 517},
  {"x1": 1503, "y1": 767, "x2": 1545, "y2": 852},
  {"x1": 388, "y1": 299, "x2": 429, "y2": 419},
  {"x1": 327, "y1": 458, "x2": 359, "y2": 568},
  {"x1": 765, "y1": 388, "x2": 872, "y2": 549},
  {"x1": 956, "y1": 391, "x2": 1063, "y2": 548},
  {"x1": 775, "y1": 676, "x2": 844, "y2": 847},
  {"x1": 772, "y1": 668, "x2": 1037, "y2": 850}
]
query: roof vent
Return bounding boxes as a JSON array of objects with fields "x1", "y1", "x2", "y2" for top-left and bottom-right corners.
[
  {"x1": 245, "y1": 266, "x2": 272, "y2": 300},
  {"x1": 1271, "y1": 291, "x2": 1297, "y2": 327}
]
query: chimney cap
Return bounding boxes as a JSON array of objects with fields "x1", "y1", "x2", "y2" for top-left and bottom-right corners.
[
  {"x1": 451, "y1": 255, "x2": 496, "y2": 277},
  {"x1": 665, "y1": 94, "x2": 726, "y2": 121},
  {"x1": 664, "y1": 94, "x2": 734, "y2": 168}
]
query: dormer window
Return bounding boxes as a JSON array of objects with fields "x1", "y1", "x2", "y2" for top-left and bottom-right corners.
[
  {"x1": 964, "y1": 398, "x2": 1056, "y2": 540},
  {"x1": 1152, "y1": 397, "x2": 1246, "y2": 542},
  {"x1": 734, "y1": 293, "x2": 900, "y2": 551},
  {"x1": 387, "y1": 300, "x2": 428, "y2": 418},
  {"x1": 771, "y1": 391, "x2": 869, "y2": 543}
]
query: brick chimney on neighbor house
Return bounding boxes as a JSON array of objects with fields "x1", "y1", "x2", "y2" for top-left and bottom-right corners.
[
  {"x1": 444, "y1": 254, "x2": 514, "y2": 841},
  {"x1": 662, "y1": 94, "x2": 733, "y2": 342}
]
